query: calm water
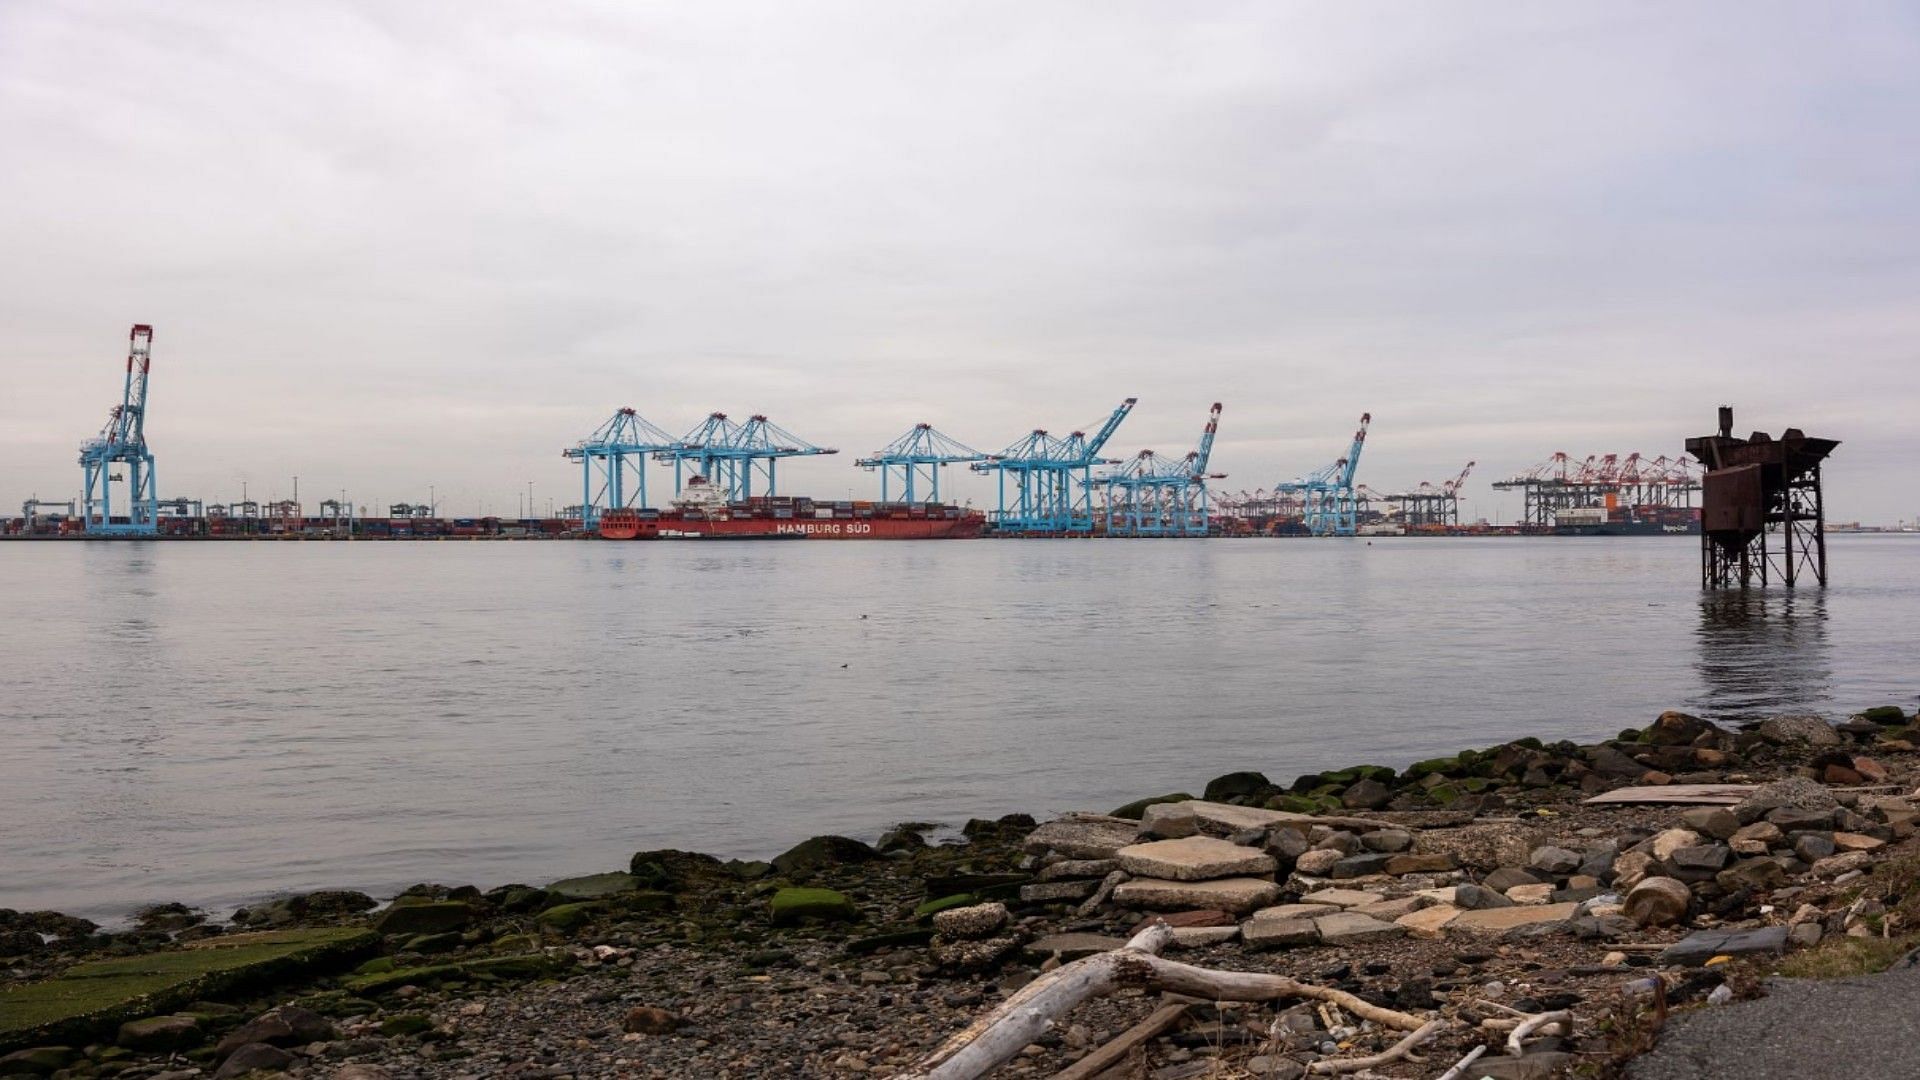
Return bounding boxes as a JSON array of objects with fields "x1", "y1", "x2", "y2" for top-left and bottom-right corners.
[{"x1": 2, "y1": 536, "x2": 1915, "y2": 921}]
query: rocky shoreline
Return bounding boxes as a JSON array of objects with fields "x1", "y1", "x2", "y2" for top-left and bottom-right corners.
[{"x1": 6, "y1": 703, "x2": 1920, "y2": 1080}]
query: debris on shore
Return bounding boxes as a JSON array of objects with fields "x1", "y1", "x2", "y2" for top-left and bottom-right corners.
[{"x1": 5, "y1": 704, "x2": 1920, "y2": 1079}]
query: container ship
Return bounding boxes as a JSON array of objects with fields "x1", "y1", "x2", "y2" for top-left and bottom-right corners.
[
  {"x1": 597, "y1": 478, "x2": 984, "y2": 540},
  {"x1": 1551, "y1": 505, "x2": 1701, "y2": 536}
]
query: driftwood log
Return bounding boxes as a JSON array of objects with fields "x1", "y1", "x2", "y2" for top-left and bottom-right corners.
[{"x1": 893, "y1": 921, "x2": 1432, "y2": 1080}]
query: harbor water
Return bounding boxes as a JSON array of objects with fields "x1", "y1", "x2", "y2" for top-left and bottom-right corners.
[{"x1": 2, "y1": 535, "x2": 1916, "y2": 921}]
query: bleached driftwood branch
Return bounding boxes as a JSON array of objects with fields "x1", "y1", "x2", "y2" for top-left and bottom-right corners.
[{"x1": 893, "y1": 921, "x2": 1432, "y2": 1080}]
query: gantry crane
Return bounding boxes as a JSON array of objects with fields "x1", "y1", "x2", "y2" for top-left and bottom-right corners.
[
  {"x1": 973, "y1": 398, "x2": 1136, "y2": 534},
  {"x1": 1274, "y1": 412, "x2": 1370, "y2": 536},
  {"x1": 658, "y1": 413, "x2": 838, "y2": 501},
  {"x1": 1098, "y1": 402, "x2": 1224, "y2": 537},
  {"x1": 856, "y1": 423, "x2": 986, "y2": 504},
  {"x1": 79, "y1": 325, "x2": 159, "y2": 536},
  {"x1": 564, "y1": 407, "x2": 679, "y2": 525}
]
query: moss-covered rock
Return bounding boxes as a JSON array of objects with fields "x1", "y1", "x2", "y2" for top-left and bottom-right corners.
[
  {"x1": 340, "y1": 954, "x2": 568, "y2": 997},
  {"x1": 770, "y1": 836, "x2": 878, "y2": 876},
  {"x1": 532, "y1": 903, "x2": 603, "y2": 932},
  {"x1": 379, "y1": 1013, "x2": 434, "y2": 1037},
  {"x1": 1404, "y1": 756, "x2": 1461, "y2": 781},
  {"x1": 1860, "y1": 705, "x2": 1910, "y2": 724},
  {"x1": 370, "y1": 902, "x2": 471, "y2": 937},
  {"x1": 0, "y1": 928, "x2": 375, "y2": 1054},
  {"x1": 769, "y1": 888, "x2": 857, "y2": 926},
  {"x1": 1263, "y1": 794, "x2": 1320, "y2": 815},
  {"x1": 1109, "y1": 793, "x2": 1194, "y2": 820},
  {"x1": 627, "y1": 850, "x2": 725, "y2": 891},
  {"x1": 0, "y1": 1045, "x2": 76, "y2": 1075}
]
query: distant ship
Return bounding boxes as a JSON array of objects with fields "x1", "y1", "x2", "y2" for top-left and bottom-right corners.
[{"x1": 597, "y1": 477, "x2": 984, "y2": 540}]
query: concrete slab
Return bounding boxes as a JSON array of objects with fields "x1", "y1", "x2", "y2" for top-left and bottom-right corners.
[
  {"x1": 1314, "y1": 911, "x2": 1405, "y2": 943},
  {"x1": 1116, "y1": 836, "x2": 1277, "y2": 882},
  {"x1": 1450, "y1": 901, "x2": 1580, "y2": 932},
  {"x1": 1242, "y1": 917, "x2": 1318, "y2": 949},
  {"x1": 1113, "y1": 876, "x2": 1282, "y2": 914},
  {"x1": 1397, "y1": 904, "x2": 1463, "y2": 936},
  {"x1": 1024, "y1": 814, "x2": 1146, "y2": 860},
  {"x1": 1249, "y1": 903, "x2": 1341, "y2": 921},
  {"x1": 1299, "y1": 888, "x2": 1383, "y2": 909}
]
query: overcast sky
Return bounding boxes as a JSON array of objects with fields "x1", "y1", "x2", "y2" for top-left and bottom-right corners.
[{"x1": 3, "y1": 1, "x2": 1917, "y2": 522}]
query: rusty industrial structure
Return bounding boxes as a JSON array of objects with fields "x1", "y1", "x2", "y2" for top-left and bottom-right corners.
[{"x1": 1686, "y1": 406, "x2": 1838, "y2": 588}]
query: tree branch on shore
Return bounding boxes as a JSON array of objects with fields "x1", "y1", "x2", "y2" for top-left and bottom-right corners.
[{"x1": 892, "y1": 920, "x2": 1433, "y2": 1080}]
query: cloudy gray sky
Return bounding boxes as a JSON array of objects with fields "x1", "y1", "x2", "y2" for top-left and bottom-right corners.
[{"x1": 3, "y1": 1, "x2": 1917, "y2": 522}]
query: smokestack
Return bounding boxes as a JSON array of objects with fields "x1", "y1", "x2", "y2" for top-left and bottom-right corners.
[{"x1": 1717, "y1": 406, "x2": 1733, "y2": 439}]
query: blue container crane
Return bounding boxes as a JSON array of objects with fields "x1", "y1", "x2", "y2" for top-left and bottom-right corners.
[
  {"x1": 660, "y1": 413, "x2": 838, "y2": 501},
  {"x1": 1274, "y1": 412, "x2": 1371, "y2": 536},
  {"x1": 855, "y1": 423, "x2": 985, "y2": 504},
  {"x1": 563, "y1": 407, "x2": 679, "y2": 525},
  {"x1": 79, "y1": 325, "x2": 159, "y2": 536},
  {"x1": 973, "y1": 398, "x2": 1136, "y2": 534},
  {"x1": 1098, "y1": 402, "x2": 1224, "y2": 537}
]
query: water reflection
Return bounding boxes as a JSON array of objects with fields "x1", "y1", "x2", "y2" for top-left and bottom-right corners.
[{"x1": 1690, "y1": 589, "x2": 1832, "y2": 721}]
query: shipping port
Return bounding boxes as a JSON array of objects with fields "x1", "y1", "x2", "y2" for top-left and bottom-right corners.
[{"x1": 0, "y1": 324, "x2": 1781, "y2": 543}]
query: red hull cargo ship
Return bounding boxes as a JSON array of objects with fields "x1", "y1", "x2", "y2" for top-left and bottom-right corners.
[{"x1": 598, "y1": 479, "x2": 983, "y2": 541}]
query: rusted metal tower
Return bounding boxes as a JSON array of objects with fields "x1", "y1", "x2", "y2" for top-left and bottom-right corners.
[{"x1": 1685, "y1": 406, "x2": 1838, "y2": 588}]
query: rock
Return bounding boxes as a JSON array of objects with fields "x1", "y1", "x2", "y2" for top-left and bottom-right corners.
[
  {"x1": 1812, "y1": 851, "x2": 1875, "y2": 877},
  {"x1": 0, "y1": 1048, "x2": 74, "y2": 1076},
  {"x1": 1789, "y1": 922, "x2": 1823, "y2": 948},
  {"x1": 1469, "y1": 1052, "x2": 1577, "y2": 1080},
  {"x1": 1859, "y1": 705, "x2": 1909, "y2": 724},
  {"x1": 1833, "y1": 832, "x2": 1886, "y2": 852},
  {"x1": 1505, "y1": 883, "x2": 1555, "y2": 905},
  {"x1": 627, "y1": 849, "x2": 724, "y2": 890},
  {"x1": 1109, "y1": 793, "x2": 1193, "y2": 820},
  {"x1": 1769, "y1": 806, "x2": 1837, "y2": 832},
  {"x1": 1482, "y1": 866, "x2": 1541, "y2": 892},
  {"x1": 1736, "y1": 776, "x2": 1839, "y2": 823},
  {"x1": 1340, "y1": 778, "x2": 1392, "y2": 810},
  {"x1": 874, "y1": 825, "x2": 929, "y2": 853},
  {"x1": 1385, "y1": 852, "x2": 1457, "y2": 875},
  {"x1": 1024, "y1": 933, "x2": 1127, "y2": 961},
  {"x1": 1659, "y1": 925, "x2": 1791, "y2": 966},
  {"x1": 1667, "y1": 844, "x2": 1731, "y2": 880},
  {"x1": 1853, "y1": 757, "x2": 1890, "y2": 783},
  {"x1": 931, "y1": 902, "x2": 1008, "y2": 940},
  {"x1": 770, "y1": 835, "x2": 878, "y2": 875},
  {"x1": 214, "y1": 1043, "x2": 296, "y2": 1080},
  {"x1": 232, "y1": 890, "x2": 377, "y2": 928},
  {"x1": 1252, "y1": 903, "x2": 1342, "y2": 920},
  {"x1": 1203, "y1": 771, "x2": 1273, "y2": 803},
  {"x1": 1293, "y1": 849, "x2": 1342, "y2": 876},
  {"x1": 1351, "y1": 896, "x2": 1424, "y2": 920},
  {"x1": 1792, "y1": 832, "x2": 1837, "y2": 862},
  {"x1": 1644, "y1": 710, "x2": 1716, "y2": 745},
  {"x1": 1679, "y1": 807, "x2": 1741, "y2": 840},
  {"x1": 1361, "y1": 828, "x2": 1413, "y2": 853},
  {"x1": 623, "y1": 1006, "x2": 679, "y2": 1035},
  {"x1": 1731, "y1": 820, "x2": 1784, "y2": 847},
  {"x1": 1756, "y1": 715, "x2": 1842, "y2": 746},
  {"x1": 533, "y1": 901, "x2": 604, "y2": 931},
  {"x1": 1717, "y1": 858, "x2": 1789, "y2": 892},
  {"x1": 1329, "y1": 853, "x2": 1394, "y2": 879},
  {"x1": 1038, "y1": 858, "x2": 1119, "y2": 882},
  {"x1": 1646, "y1": 828, "x2": 1704, "y2": 862},
  {"x1": 1624, "y1": 877, "x2": 1693, "y2": 927},
  {"x1": 932, "y1": 934, "x2": 1021, "y2": 972},
  {"x1": 1449, "y1": 902, "x2": 1579, "y2": 932},
  {"x1": 1116, "y1": 836, "x2": 1277, "y2": 881},
  {"x1": 1397, "y1": 904, "x2": 1463, "y2": 936},
  {"x1": 1823, "y1": 762, "x2": 1864, "y2": 785},
  {"x1": 1242, "y1": 917, "x2": 1319, "y2": 949},
  {"x1": 544, "y1": 872, "x2": 639, "y2": 900},
  {"x1": 1019, "y1": 880, "x2": 1099, "y2": 903},
  {"x1": 1112, "y1": 876, "x2": 1281, "y2": 914},
  {"x1": 1587, "y1": 745, "x2": 1650, "y2": 779},
  {"x1": 1298, "y1": 887, "x2": 1381, "y2": 908},
  {"x1": 768, "y1": 887, "x2": 857, "y2": 925},
  {"x1": 215, "y1": 1006, "x2": 334, "y2": 1058},
  {"x1": 117, "y1": 1014, "x2": 201, "y2": 1051},
  {"x1": 1313, "y1": 911, "x2": 1404, "y2": 943},
  {"x1": 1317, "y1": 831, "x2": 1361, "y2": 855},
  {"x1": 1024, "y1": 814, "x2": 1143, "y2": 859},
  {"x1": 1528, "y1": 846, "x2": 1582, "y2": 875},
  {"x1": 1452, "y1": 884, "x2": 1513, "y2": 911},
  {"x1": 1610, "y1": 850, "x2": 1657, "y2": 890},
  {"x1": 371, "y1": 900, "x2": 471, "y2": 936},
  {"x1": 1169, "y1": 926, "x2": 1239, "y2": 948}
]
